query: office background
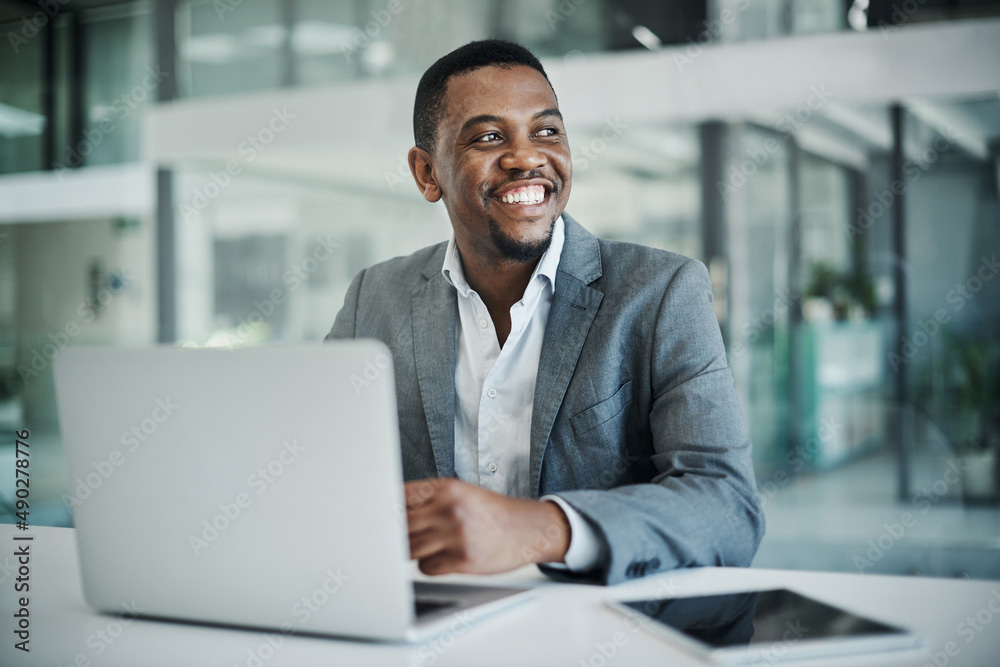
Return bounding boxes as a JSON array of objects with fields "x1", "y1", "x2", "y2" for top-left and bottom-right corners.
[{"x1": 0, "y1": 0, "x2": 998, "y2": 580}]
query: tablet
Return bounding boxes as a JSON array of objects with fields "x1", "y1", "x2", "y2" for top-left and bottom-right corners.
[{"x1": 606, "y1": 588, "x2": 925, "y2": 664}]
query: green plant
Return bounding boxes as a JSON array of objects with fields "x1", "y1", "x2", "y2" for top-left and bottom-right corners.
[
  {"x1": 0, "y1": 367, "x2": 14, "y2": 403},
  {"x1": 804, "y1": 262, "x2": 839, "y2": 300},
  {"x1": 942, "y1": 332, "x2": 1000, "y2": 455},
  {"x1": 803, "y1": 261, "x2": 877, "y2": 319}
]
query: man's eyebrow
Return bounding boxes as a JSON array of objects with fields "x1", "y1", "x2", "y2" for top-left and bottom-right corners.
[
  {"x1": 459, "y1": 114, "x2": 504, "y2": 135},
  {"x1": 534, "y1": 107, "x2": 563, "y2": 122},
  {"x1": 458, "y1": 108, "x2": 563, "y2": 135}
]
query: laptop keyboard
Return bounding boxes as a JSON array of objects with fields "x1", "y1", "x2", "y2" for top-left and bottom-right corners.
[{"x1": 414, "y1": 598, "x2": 460, "y2": 617}]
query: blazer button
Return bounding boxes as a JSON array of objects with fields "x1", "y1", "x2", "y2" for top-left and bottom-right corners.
[
  {"x1": 648, "y1": 558, "x2": 660, "y2": 571},
  {"x1": 625, "y1": 563, "x2": 637, "y2": 578}
]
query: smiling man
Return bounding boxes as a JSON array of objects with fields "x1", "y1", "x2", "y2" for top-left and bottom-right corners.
[{"x1": 326, "y1": 39, "x2": 764, "y2": 585}]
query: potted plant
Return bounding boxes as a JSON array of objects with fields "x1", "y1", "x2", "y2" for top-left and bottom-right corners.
[
  {"x1": 944, "y1": 335, "x2": 1000, "y2": 503},
  {"x1": 802, "y1": 261, "x2": 877, "y2": 323}
]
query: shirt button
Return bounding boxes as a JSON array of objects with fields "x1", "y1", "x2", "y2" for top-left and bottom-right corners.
[
  {"x1": 479, "y1": 319, "x2": 488, "y2": 329},
  {"x1": 488, "y1": 462, "x2": 498, "y2": 473},
  {"x1": 487, "y1": 388, "x2": 497, "y2": 398}
]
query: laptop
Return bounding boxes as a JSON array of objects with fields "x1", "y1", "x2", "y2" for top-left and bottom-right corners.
[{"x1": 53, "y1": 342, "x2": 532, "y2": 642}]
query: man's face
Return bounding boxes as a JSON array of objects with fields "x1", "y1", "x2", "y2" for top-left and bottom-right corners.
[{"x1": 423, "y1": 64, "x2": 572, "y2": 263}]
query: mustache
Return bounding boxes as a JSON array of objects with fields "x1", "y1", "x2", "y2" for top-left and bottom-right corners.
[{"x1": 487, "y1": 171, "x2": 558, "y2": 197}]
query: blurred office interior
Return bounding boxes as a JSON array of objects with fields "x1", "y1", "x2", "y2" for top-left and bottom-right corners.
[{"x1": 0, "y1": 0, "x2": 998, "y2": 580}]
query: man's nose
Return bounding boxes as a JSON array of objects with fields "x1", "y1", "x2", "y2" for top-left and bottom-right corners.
[{"x1": 499, "y1": 134, "x2": 546, "y2": 172}]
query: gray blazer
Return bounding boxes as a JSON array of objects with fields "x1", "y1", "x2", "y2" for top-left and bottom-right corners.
[{"x1": 325, "y1": 212, "x2": 764, "y2": 585}]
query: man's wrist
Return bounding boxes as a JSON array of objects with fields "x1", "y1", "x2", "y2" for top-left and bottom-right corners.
[{"x1": 527, "y1": 499, "x2": 571, "y2": 564}]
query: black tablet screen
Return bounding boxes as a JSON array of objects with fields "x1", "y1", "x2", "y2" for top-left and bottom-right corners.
[{"x1": 620, "y1": 588, "x2": 907, "y2": 649}]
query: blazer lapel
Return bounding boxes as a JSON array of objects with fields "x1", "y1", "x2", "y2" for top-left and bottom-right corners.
[
  {"x1": 529, "y1": 213, "x2": 604, "y2": 497},
  {"x1": 411, "y1": 245, "x2": 458, "y2": 479}
]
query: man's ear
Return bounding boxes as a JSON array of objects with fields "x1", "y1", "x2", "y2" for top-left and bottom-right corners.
[{"x1": 408, "y1": 147, "x2": 442, "y2": 203}]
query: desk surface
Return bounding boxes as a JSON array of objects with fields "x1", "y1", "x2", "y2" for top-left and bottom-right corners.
[{"x1": 2, "y1": 525, "x2": 998, "y2": 667}]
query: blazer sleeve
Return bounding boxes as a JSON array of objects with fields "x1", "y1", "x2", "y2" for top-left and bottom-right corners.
[
  {"x1": 539, "y1": 259, "x2": 765, "y2": 586},
  {"x1": 324, "y1": 269, "x2": 366, "y2": 341}
]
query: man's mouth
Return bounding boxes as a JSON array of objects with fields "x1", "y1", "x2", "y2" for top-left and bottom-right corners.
[{"x1": 493, "y1": 183, "x2": 548, "y2": 207}]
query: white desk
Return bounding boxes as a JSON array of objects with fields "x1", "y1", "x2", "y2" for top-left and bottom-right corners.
[{"x1": 2, "y1": 525, "x2": 998, "y2": 667}]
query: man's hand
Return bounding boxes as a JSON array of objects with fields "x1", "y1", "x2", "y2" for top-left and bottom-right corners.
[{"x1": 405, "y1": 478, "x2": 571, "y2": 576}]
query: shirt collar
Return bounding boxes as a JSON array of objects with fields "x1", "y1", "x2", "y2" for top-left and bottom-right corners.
[{"x1": 442, "y1": 214, "x2": 565, "y2": 299}]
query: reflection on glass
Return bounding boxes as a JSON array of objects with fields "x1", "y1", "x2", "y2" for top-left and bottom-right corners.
[
  {"x1": 0, "y1": 20, "x2": 45, "y2": 174},
  {"x1": 80, "y1": 5, "x2": 153, "y2": 167},
  {"x1": 623, "y1": 590, "x2": 758, "y2": 648},
  {"x1": 177, "y1": 0, "x2": 284, "y2": 98},
  {"x1": 623, "y1": 588, "x2": 908, "y2": 651}
]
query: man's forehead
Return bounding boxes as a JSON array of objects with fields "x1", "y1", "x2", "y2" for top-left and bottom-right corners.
[{"x1": 442, "y1": 65, "x2": 558, "y2": 125}]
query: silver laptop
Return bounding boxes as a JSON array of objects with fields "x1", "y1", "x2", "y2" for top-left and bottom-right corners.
[{"x1": 53, "y1": 342, "x2": 532, "y2": 642}]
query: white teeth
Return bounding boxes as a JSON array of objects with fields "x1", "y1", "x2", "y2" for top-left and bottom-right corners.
[{"x1": 499, "y1": 187, "x2": 545, "y2": 204}]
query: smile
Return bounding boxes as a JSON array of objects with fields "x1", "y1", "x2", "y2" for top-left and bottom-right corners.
[{"x1": 494, "y1": 184, "x2": 547, "y2": 206}]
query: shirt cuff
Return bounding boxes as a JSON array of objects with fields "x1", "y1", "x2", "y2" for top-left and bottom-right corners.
[{"x1": 539, "y1": 494, "x2": 603, "y2": 572}]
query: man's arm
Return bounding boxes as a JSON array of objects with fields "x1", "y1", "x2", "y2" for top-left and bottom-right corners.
[
  {"x1": 324, "y1": 269, "x2": 366, "y2": 341},
  {"x1": 326, "y1": 269, "x2": 576, "y2": 575},
  {"x1": 541, "y1": 259, "x2": 765, "y2": 585},
  {"x1": 538, "y1": 495, "x2": 605, "y2": 571},
  {"x1": 405, "y1": 478, "x2": 571, "y2": 575}
]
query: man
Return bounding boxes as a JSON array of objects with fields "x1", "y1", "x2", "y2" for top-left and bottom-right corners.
[{"x1": 326, "y1": 39, "x2": 763, "y2": 586}]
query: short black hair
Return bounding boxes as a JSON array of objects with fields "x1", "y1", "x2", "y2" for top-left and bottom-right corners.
[{"x1": 413, "y1": 39, "x2": 554, "y2": 153}]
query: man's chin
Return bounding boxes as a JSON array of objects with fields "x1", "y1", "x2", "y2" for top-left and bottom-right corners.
[{"x1": 487, "y1": 214, "x2": 555, "y2": 263}]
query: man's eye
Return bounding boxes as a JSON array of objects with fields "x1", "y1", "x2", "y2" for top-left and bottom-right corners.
[
  {"x1": 537, "y1": 127, "x2": 560, "y2": 137},
  {"x1": 478, "y1": 132, "x2": 501, "y2": 143}
]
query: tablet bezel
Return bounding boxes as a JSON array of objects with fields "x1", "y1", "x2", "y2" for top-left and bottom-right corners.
[{"x1": 604, "y1": 587, "x2": 926, "y2": 664}]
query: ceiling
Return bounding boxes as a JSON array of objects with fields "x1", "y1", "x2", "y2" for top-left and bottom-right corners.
[{"x1": 0, "y1": 0, "x2": 139, "y2": 25}]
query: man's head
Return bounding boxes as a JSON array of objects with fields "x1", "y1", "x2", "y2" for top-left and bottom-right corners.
[{"x1": 408, "y1": 40, "x2": 572, "y2": 265}]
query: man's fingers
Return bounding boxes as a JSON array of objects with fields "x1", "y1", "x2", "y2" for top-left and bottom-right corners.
[
  {"x1": 409, "y1": 528, "x2": 450, "y2": 562},
  {"x1": 404, "y1": 479, "x2": 441, "y2": 509},
  {"x1": 417, "y1": 550, "x2": 460, "y2": 576},
  {"x1": 406, "y1": 503, "x2": 444, "y2": 537}
]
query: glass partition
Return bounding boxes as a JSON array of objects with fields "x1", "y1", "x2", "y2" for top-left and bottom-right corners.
[{"x1": 0, "y1": 18, "x2": 45, "y2": 174}]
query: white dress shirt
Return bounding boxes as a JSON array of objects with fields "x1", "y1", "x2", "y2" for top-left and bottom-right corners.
[{"x1": 440, "y1": 215, "x2": 602, "y2": 572}]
